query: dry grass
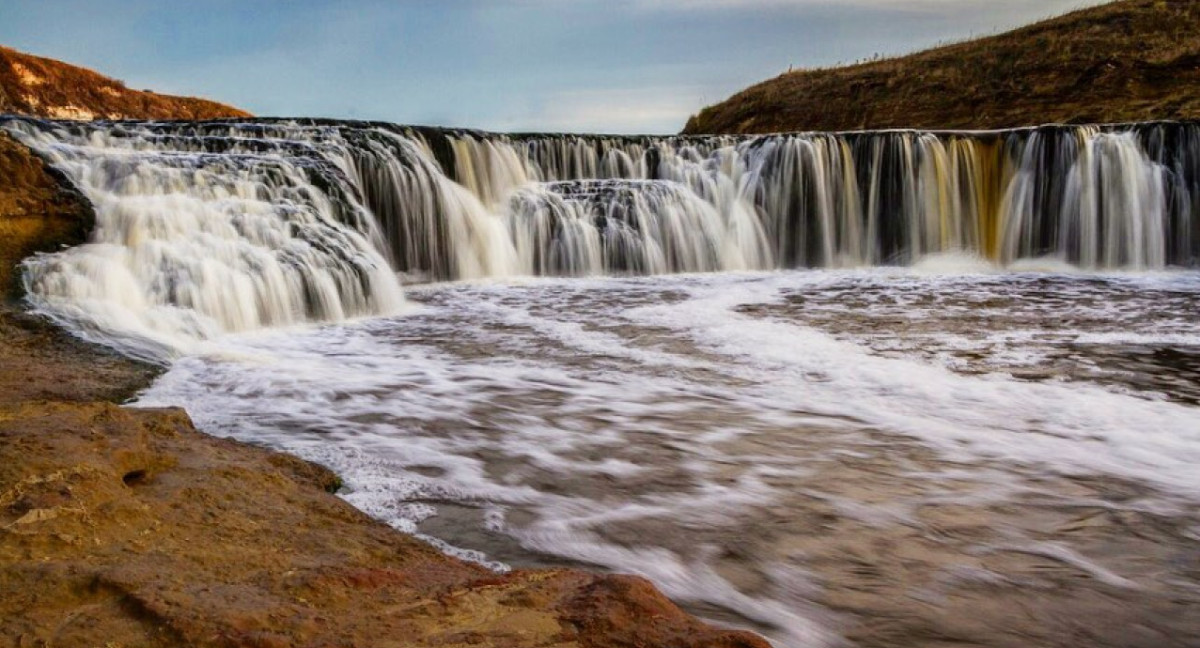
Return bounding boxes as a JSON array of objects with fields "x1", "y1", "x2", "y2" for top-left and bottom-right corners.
[
  {"x1": 683, "y1": 0, "x2": 1200, "y2": 134},
  {"x1": 0, "y1": 45, "x2": 250, "y2": 121}
]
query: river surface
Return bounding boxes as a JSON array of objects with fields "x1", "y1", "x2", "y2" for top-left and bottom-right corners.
[{"x1": 138, "y1": 267, "x2": 1200, "y2": 648}]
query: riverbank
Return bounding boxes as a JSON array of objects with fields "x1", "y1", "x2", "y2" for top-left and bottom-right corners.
[{"x1": 0, "y1": 140, "x2": 769, "y2": 647}]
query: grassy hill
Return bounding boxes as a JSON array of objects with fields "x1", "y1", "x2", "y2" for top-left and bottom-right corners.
[
  {"x1": 0, "y1": 45, "x2": 249, "y2": 121},
  {"x1": 682, "y1": 0, "x2": 1199, "y2": 134},
  {"x1": 1, "y1": 44, "x2": 250, "y2": 294}
]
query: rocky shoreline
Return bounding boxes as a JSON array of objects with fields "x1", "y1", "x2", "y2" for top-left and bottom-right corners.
[{"x1": 0, "y1": 135, "x2": 770, "y2": 648}]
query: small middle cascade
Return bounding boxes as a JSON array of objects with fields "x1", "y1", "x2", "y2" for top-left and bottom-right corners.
[{"x1": 506, "y1": 180, "x2": 770, "y2": 275}]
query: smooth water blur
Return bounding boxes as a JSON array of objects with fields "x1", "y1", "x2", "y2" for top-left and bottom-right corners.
[
  {"x1": 5, "y1": 118, "x2": 1197, "y2": 365},
  {"x1": 7, "y1": 116, "x2": 1199, "y2": 646},
  {"x1": 139, "y1": 269, "x2": 1200, "y2": 648}
]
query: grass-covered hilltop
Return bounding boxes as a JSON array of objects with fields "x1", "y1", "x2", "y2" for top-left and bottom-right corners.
[
  {"x1": 683, "y1": 0, "x2": 1200, "y2": 134},
  {"x1": 0, "y1": 45, "x2": 249, "y2": 121}
]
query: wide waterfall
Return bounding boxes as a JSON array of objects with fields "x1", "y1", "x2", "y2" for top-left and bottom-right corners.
[
  {"x1": 5, "y1": 115, "x2": 1200, "y2": 648},
  {"x1": 2, "y1": 117, "x2": 1197, "y2": 357}
]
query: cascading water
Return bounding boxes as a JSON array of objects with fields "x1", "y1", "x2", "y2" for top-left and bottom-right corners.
[
  {"x1": 506, "y1": 180, "x2": 770, "y2": 275},
  {"x1": 1, "y1": 119, "x2": 408, "y2": 360},
  {"x1": 5, "y1": 115, "x2": 1200, "y2": 648},
  {"x1": 453, "y1": 123, "x2": 1198, "y2": 272},
  {"x1": 3, "y1": 116, "x2": 1198, "y2": 359}
]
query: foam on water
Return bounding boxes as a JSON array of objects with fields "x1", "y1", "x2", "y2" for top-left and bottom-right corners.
[
  {"x1": 910, "y1": 250, "x2": 1001, "y2": 274},
  {"x1": 625, "y1": 272, "x2": 1200, "y2": 496},
  {"x1": 136, "y1": 269, "x2": 1200, "y2": 647}
]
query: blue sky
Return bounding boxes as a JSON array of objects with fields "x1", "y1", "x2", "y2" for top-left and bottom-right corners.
[{"x1": 1, "y1": 0, "x2": 1107, "y2": 134}]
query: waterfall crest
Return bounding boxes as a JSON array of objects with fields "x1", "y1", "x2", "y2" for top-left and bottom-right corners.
[{"x1": 2, "y1": 117, "x2": 1197, "y2": 356}]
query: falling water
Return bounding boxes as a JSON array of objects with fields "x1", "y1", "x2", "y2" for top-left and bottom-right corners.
[
  {"x1": 2, "y1": 117, "x2": 1197, "y2": 358},
  {"x1": 0, "y1": 119, "x2": 407, "y2": 359},
  {"x1": 454, "y1": 124, "x2": 1197, "y2": 272},
  {"x1": 506, "y1": 180, "x2": 770, "y2": 275},
  {"x1": 4, "y1": 116, "x2": 1200, "y2": 646}
]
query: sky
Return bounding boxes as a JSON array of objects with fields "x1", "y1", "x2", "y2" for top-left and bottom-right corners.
[{"x1": 1, "y1": 0, "x2": 1109, "y2": 134}]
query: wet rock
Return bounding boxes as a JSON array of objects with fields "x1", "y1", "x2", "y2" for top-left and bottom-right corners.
[{"x1": 0, "y1": 130, "x2": 95, "y2": 298}]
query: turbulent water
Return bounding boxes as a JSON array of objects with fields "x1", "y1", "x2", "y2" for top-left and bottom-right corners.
[
  {"x1": 4, "y1": 116, "x2": 1200, "y2": 646},
  {"x1": 136, "y1": 270, "x2": 1200, "y2": 647}
]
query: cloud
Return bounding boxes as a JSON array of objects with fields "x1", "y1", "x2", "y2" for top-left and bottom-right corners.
[{"x1": 505, "y1": 86, "x2": 711, "y2": 134}]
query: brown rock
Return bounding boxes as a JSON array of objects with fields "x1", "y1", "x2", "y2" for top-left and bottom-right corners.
[
  {"x1": 0, "y1": 402, "x2": 771, "y2": 648},
  {"x1": 0, "y1": 131, "x2": 95, "y2": 298},
  {"x1": 0, "y1": 303, "x2": 159, "y2": 406}
]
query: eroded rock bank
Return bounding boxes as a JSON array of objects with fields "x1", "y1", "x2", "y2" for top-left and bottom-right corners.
[{"x1": 0, "y1": 136, "x2": 770, "y2": 648}]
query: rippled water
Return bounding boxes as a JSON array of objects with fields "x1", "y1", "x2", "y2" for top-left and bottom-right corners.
[{"x1": 139, "y1": 269, "x2": 1200, "y2": 648}]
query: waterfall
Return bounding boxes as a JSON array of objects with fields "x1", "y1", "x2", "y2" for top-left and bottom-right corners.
[
  {"x1": 506, "y1": 180, "x2": 770, "y2": 276},
  {"x1": 437, "y1": 124, "x2": 1198, "y2": 275},
  {"x1": 1, "y1": 119, "x2": 407, "y2": 361},
  {"x1": 341, "y1": 128, "x2": 517, "y2": 282},
  {"x1": 2, "y1": 117, "x2": 1197, "y2": 356}
]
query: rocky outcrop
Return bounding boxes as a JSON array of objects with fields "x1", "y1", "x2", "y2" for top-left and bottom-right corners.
[
  {"x1": 0, "y1": 45, "x2": 250, "y2": 121},
  {"x1": 0, "y1": 131, "x2": 94, "y2": 298}
]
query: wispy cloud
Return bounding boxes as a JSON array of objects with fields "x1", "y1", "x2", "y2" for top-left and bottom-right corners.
[{"x1": 513, "y1": 86, "x2": 709, "y2": 134}]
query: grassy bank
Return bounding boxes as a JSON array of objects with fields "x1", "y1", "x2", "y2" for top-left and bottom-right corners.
[{"x1": 683, "y1": 0, "x2": 1199, "y2": 134}]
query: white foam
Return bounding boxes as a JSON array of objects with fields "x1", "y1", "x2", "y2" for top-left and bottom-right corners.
[
  {"x1": 624, "y1": 272, "x2": 1200, "y2": 498},
  {"x1": 1007, "y1": 255, "x2": 1082, "y2": 274},
  {"x1": 135, "y1": 270, "x2": 1200, "y2": 648},
  {"x1": 911, "y1": 250, "x2": 999, "y2": 274}
]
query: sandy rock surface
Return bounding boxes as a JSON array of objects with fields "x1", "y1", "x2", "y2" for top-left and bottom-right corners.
[
  {"x1": 0, "y1": 131, "x2": 94, "y2": 297},
  {"x1": 0, "y1": 400, "x2": 769, "y2": 648}
]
